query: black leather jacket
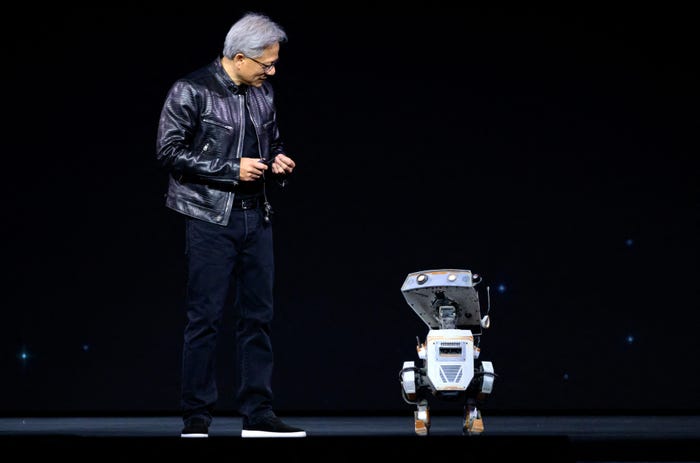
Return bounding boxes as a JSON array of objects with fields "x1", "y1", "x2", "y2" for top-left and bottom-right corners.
[{"x1": 156, "y1": 57, "x2": 287, "y2": 226}]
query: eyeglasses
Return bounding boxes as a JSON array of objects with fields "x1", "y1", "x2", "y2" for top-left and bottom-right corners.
[{"x1": 244, "y1": 55, "x2": 277, "y2": 73}]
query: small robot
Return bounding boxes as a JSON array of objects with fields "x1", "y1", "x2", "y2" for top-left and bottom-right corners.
[{"x1": 399, "y1": 269, "x2": 496, "y2": 436}]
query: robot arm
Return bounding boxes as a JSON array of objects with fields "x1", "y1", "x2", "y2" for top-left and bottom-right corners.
[{"x1": 400, "y1": 361, "x2": 417, "y2": 402}]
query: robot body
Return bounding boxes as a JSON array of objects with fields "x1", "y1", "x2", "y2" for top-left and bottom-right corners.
[{"x1": 422, "y1": 329, "x2": 476, "y2": 394}]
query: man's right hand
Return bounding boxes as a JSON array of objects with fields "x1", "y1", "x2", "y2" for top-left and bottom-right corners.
[{"x1": 240, "y1": 157, "x2": 269, "y2": 181}]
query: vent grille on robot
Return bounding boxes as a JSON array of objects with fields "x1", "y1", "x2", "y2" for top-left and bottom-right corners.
[{"x1": 439, "y1": 365, "x2": 463, "y2": 383}]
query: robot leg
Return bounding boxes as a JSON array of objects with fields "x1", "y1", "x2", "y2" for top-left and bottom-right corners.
[
  {"x1": 463, "y1": 397, "x2": 484, "y2": 435},
  {"x1": 400, "y1": 361, "x2": 431, "y2": 436},
  {"x1": 414, "y1": 399, "x2": 430, "y2": 436},
  {"x1": 463, "y1": 360, "x2": 495, "y2": 435}
]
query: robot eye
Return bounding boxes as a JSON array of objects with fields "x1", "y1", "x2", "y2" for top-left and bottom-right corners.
[
  {"x1": 439, "y1": 347, "x2": 463, "y2": 356},
  {"x1": 417, "y1": 274, "x2": 428, "y2": 284}
]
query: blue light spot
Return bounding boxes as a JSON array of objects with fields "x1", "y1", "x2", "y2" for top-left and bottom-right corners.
[
  {"x1": 625, "y1": 239, "x2": 634, "y2": 247},
  {"x1": 82, "y1": 344, "x2": 90, "y2": 352},
  {"x1": 625, "y1": 335, "x2": 635, "y2": 344},
  {"x1": 497, "y1": 284, "x2": 506, "y2": 293},
  {"x1": 563, "y1": 373, "x2": 569, "y2": 381}
]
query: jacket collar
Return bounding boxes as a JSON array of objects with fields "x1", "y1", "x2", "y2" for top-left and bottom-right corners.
[{"x1": 213, "y1": 56, "x2": 248, "y2": 95}]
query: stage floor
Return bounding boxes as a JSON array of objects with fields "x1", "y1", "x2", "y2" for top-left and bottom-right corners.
[{"x1": 1, "y1": 414, "x2": 699, "y2": 462}]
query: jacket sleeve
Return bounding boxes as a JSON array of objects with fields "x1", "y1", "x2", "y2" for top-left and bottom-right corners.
[
  {"x1": 155, "y1": 79, "x2": 240, "y2": 184},
  {"x1": 262, "y1": 83, "x2": 291, "y2": 188}
]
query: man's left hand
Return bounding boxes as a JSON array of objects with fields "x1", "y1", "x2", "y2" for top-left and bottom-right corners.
[{"x1": 270, "y1": 154, "x2": 296, "y2": 175}]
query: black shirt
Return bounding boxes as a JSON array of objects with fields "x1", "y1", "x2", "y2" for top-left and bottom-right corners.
[{"x1": 236, "y1": 88, "x2": 264, "y2": 199}]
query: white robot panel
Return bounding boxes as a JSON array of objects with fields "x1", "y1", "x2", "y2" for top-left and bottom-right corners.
[{"x1": 424, "y1": 329, "x2": 475, "y2": 392}]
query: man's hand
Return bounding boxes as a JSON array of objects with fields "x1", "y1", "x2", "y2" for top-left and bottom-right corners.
[
  {"x1": 240, "y1": 157, "x2": 268, "y2": 181},
  {"x1": 269, "y1": 154, "x2": 295, "y2": 175}
]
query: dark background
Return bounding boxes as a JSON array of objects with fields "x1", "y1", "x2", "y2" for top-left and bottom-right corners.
[{"x1": 4, "y1": 3, "x2": 698, "y2": 415}]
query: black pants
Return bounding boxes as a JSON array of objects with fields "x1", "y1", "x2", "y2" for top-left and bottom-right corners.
[{"x1": 180, "y1": 206, "x2": 274, "y2": 425}]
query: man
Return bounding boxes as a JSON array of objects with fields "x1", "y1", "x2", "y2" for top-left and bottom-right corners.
[{"x1": 156, "y1": 12, "x2": 305, "y2": 438}]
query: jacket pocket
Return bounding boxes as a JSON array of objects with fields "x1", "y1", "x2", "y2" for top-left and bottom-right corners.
[{"x1": 197, "y1": 118, "x2": 235, "y2": 157}]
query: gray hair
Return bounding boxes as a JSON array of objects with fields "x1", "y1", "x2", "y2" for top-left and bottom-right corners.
[{"x1": 222, "y1": 12, "x2": 287, "y2": 59}]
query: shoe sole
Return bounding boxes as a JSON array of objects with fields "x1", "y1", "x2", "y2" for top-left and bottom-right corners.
[
  {"x1": 241, "y1": 430, "x2": 306, "y2": 438},
  {"x1": 181, "y1": 433, "x2": 208, "y2": 438}
]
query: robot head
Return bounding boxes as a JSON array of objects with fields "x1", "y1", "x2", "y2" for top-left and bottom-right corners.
[{"x1": 401, "y1": 269, "x2": 490, "y2": 333}]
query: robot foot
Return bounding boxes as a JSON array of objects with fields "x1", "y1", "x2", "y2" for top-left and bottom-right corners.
[
  {"x1": 414, "y1": 410, "x2": 430, "y2": 436},
  {"x1": 463, "y1": 408, "x2": 484, "y2": 435}
]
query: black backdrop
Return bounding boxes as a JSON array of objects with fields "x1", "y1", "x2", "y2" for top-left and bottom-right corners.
[{"x1": 4, "y1": 4, "x2": 698, "y2": 415}]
